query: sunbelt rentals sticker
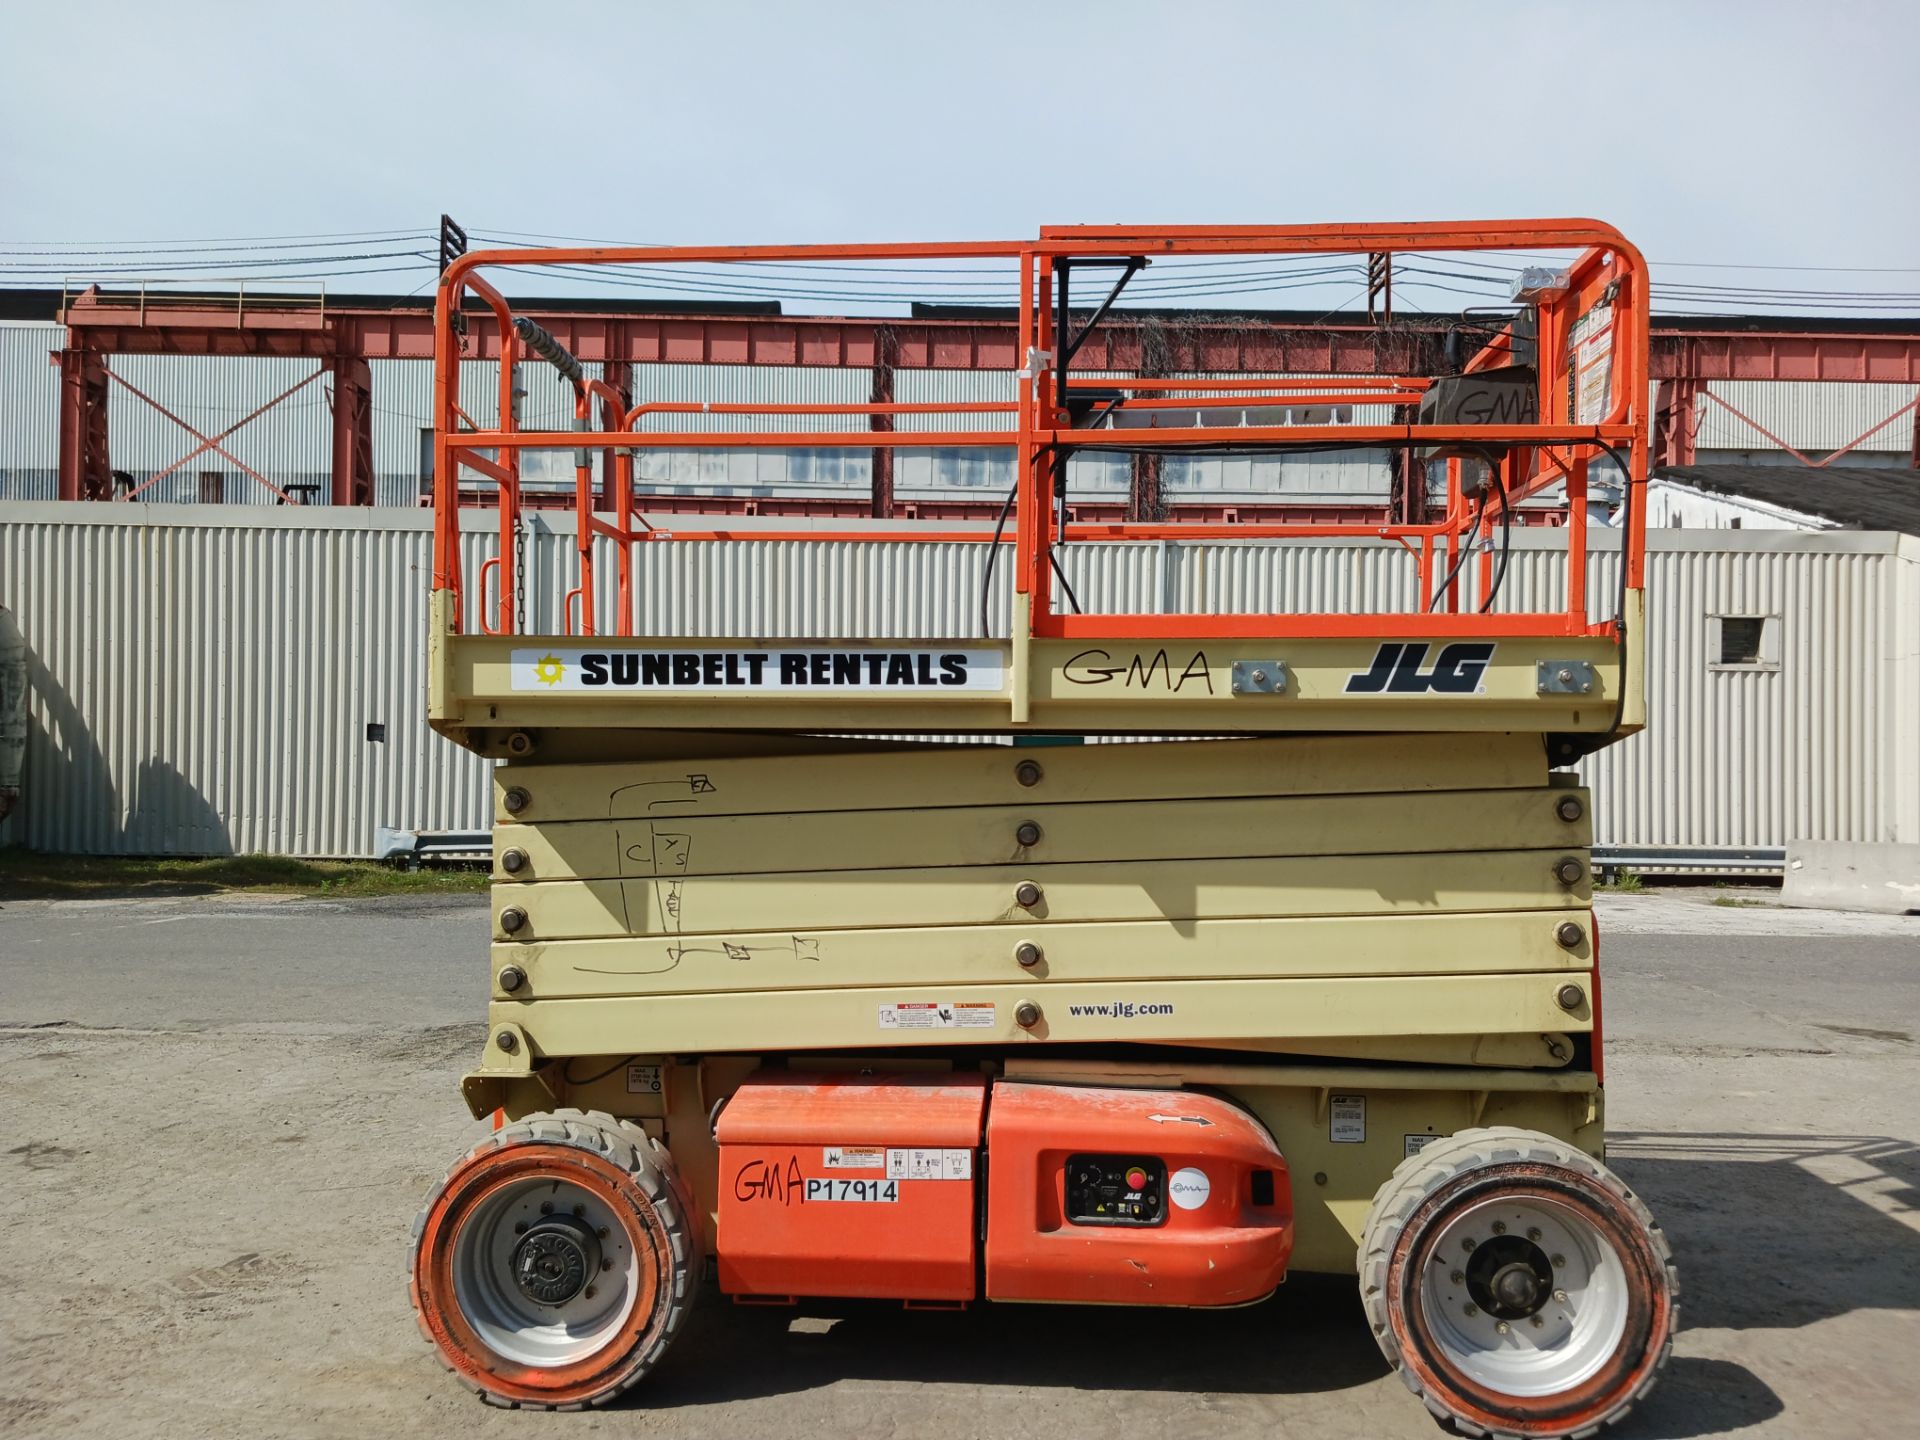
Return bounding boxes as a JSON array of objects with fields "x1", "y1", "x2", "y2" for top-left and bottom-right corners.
[{"x1": 511, "y1": 646, "x2": 1004, "y2": 693}]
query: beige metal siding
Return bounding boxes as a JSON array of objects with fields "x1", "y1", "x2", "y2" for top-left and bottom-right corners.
[{"x1": 0, "y1": 504, "x2": 1913, "y2": 856}]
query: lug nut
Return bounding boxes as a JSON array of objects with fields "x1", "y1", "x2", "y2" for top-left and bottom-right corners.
[
  {"x1": 500, "y1": 906, "x2": 528, "y2": 935},
  {"x1": 1015, "y1": 759, "x2": 1043, "y2": 788},
  {"x1": 1554, "y1": 921, "x2": 1584, "y2": 950},
  {"x1": 573, "y1": 1203, "x2": 585, "y2": 1217},
  {"x1": 597, "y1": 1226, "x2": 609, "y2": 1239},
  {"x1": 1496, "y1": 1321, "x2": 1511, "y2": 1335},
  {"x1": 1463, "y1": 1303, "x2": 1479, "y2": 1317},
  {"x1": 1015, "y1": 820, "x2": 1042, "y2": 847},
  {"x1": 1555, "y1": 795, "x2": 1584, "y2": 823},
  {"x1": 1450, "y1": 1270, "x2": 1465, "y2": 1285},
  {"x1": 1462, "y1": 1238, "x2": 1477, "y2": 1252},
  {"x1": 1554, "y1": 1289, "x2": 1569, "y2": 1304},
  {"x1": 1527, "y1": 1227, "x2": 1542, "y2": 1242},
  {"x1": 1014, "y1": 1000, "x2": 1042, "y2": 1029},
  {"x1": 514, "y1": 1221, "x2": 528, "y2": 1235},
  {"x1": 506, "y1": 731, "x2": 535, "y2": 757},
  {"x1": 1556, "y1": 983, "x2": 1586, "y2": 1011},
  {"x1": 495, "y1": 1030, "x2": 519, "y2": 1054},
  {"x1": 1015, "y1": 881, "x2": 1043, "y2": 909},
  {"x1": 1553, "y1": 856, "x2": 1584, "y2": 886},
  {"x1": 583, "y1": 1286, "x2": 596, "y2": 1300},
  {"x1": 602, "y1": 1258, "x2": 613, "y2": 1270},
  {"x1": 498, "y1": 965, "x2": 526, "y2": 993},
  {"x1": 501, "y1": 847, "x2": 528, "y2": 875},
  {"x1": 503, "y1": 786, "x2": 531, "y2": 815},
  {"x1": 540, "y1": 1203, "x2": 552, "y2": 1215},
  {"x1": 1530, "y1": 1315, "x2": 1544, "y2": 1328},
  {"x1": 1492, "y1": 1221, "x2": 1507, "y2": 1235},
  {"x1": 1552, "y1": 1254, "x2": 1566, "y2": 1268},
  {"x1": 1014, "y1": 941, "x2": 1042, "y2": 968}
]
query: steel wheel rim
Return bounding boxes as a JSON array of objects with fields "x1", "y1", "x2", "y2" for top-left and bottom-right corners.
[
  {"x1": 449, "y1": 1174, "x2": 643, "y2": 1369},
  {"x1": 1417, "y1": 1193, "x2": 1629, "y2": 1397}
]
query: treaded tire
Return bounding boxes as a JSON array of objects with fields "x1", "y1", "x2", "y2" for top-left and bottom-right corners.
[
  {"x1": 1357, "y1": 1126, "x2": 1677, "y2": 1440},
  {"x1": 409, "y1": 1108, "x2": 701, "y2": 1409}
]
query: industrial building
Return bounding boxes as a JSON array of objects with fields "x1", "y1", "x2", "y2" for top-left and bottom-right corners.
[{"x1": 1, "y1": 285, "x2": 1917, "y2": 868}]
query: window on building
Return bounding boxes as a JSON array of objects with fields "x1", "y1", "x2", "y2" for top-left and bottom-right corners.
[{"x1": 1709, "y1": 615, "x2": 1780, "y2": 671}]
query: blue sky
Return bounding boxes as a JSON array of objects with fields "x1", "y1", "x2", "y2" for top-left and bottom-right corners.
[{"x1": 3, "y1": 1, "x2": 1915, "y2": 313}]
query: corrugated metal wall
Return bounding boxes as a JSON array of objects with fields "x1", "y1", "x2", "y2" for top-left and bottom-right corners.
[
  {"x1": 1, "y1": 503, "x2": 1914, "y2": 858},
  {"x1": 1697, "y1": 381, "x2": 1918, "y2": 455}
]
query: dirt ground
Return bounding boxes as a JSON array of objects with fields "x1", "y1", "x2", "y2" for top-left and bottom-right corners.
[{"x1": 2, "y1": 889, "x2": 1916, "y2": 1439}]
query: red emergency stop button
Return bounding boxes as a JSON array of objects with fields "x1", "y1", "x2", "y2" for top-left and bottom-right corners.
[{"x1": 1126, "y1": 1167, "x2": 1147, "y2": 1191}]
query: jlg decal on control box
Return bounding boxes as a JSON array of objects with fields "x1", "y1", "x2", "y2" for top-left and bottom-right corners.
[{"x1": 715, "y1": 1073, "x2": 986, "y2": 1302}]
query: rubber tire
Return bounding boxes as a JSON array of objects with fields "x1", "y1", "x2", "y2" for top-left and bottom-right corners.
[
  {"x1": 409, "y1": 1108, "x2": 701, "y2": 1409},
  {"x1": 1357, "y1": 1126, "x2": 1678, "y2": 1440}
]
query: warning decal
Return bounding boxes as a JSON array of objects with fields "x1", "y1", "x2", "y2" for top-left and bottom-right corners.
[
  {"x1": 1330, "y1": 1094, "x2": 1367, "y2": 1144},
  {"x1": 877, "y1": 1001, "x2": 997, "y2": 1031},
  {"x1": 886, "y1": 1148, "x2": 973, "y2": 1181},
  {"x1": 823, "y1": 1146, "x2": 885, "y2": 1170}
]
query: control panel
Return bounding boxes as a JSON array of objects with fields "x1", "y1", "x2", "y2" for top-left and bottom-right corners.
[{"x1": 1064, "y1": 1154, "x2": 1165, "y2": 1226}]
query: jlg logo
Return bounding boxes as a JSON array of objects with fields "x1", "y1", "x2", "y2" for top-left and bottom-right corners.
[{"x1": 1345, "y1": 642, "x2": 1496, "y2": 694}]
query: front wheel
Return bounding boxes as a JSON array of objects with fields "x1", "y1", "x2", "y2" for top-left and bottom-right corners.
[
  {"x1": 1358, "y1": 1127, "x2": 1677, "y2": 1438},
  {"x1": 410, "y1": 1108, "x2": 701, "y2": 1408}
]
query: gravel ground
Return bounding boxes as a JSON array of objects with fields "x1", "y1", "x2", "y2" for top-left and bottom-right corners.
[{"x1": 2, "y1": 888, "x2": 1916, "y2": 1439}]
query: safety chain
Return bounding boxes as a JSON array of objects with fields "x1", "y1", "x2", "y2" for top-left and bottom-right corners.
[{"x1": 513, "y1": 510, "x2": 527, "y2": 633}]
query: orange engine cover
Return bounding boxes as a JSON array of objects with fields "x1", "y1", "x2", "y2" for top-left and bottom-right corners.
[
  {"x1": 984, "y1": 1082, "x2": 1292, "y2": 1306},
  {"x1": 716, "y1": 1072, "x2": 987, "y2": 1302}
]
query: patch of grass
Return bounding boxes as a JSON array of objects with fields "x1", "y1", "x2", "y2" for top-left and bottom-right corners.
[
  {"x1": 1712, "y1": 894, "x2": 1770, "y2": 908},
  {"x1": 1597, "y1": 868, "x2": 1645, "y2": 893},
  {"x1": 0, "y1": 849, "x2": 489, "y2": 900}
]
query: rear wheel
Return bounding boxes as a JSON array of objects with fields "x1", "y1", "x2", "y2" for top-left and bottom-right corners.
[
  {"x1": 410, "y1": 1108, "x2": 700, "y2": 1408},
  {"x1": 1358, "y1": 1127, "x2": 1677, "y2": 1438}
]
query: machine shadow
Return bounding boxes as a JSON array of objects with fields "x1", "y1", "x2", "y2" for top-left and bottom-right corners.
[
  {"x1": 636, "y1": 1129, "x2": 1910, "y2": 1433},
  {"x1": 648, "y1": 1272, "x2": 1388, "y2": 1404},
  {"x1": 1608, "y1": 1131, "x2": 1920, "y2": 1331}
]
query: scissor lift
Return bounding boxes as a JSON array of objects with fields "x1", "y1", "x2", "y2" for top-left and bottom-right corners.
[{"x1": 410, "y1": 223, "x2": 1675, "y2": 1436}]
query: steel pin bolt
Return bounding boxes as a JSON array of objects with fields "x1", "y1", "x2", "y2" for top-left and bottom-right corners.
[
  {"x1": 1015, "y1": 881, "x2": 1043, "y2": 908},
  {"x1": 501, "y1": 847, "x2": 528, "y2": 875},
  {"x1": 1015, "y1": 759, "x2": 1043, "y2": 788},
  {"x1": 495, "y1": 1030, "x2": 519, "y2": 1054},
  {"x1": 1553, "y1": 856, "x2": 1584, "y2": 886},
  {"x1": 498, "y1": 965, "x2": 526, "y2": 993},
  {"x1": 500, "y1": 906, "x2": 528, "y2": 935},
  {"x1": 1014, "y1": 941, "x2": 1042, "y2": 968},
  {"x1": 1555, "y1": 795, "x2": 1584, "y2": 823},
  {"x1": 1556, "y1": 983, "x2": 1586, "y2": 1011},
  {"x1": 1555, "y1": 921, "x2": 1584, "y2": 950},
  {"x1": 503, "y1": 786, "x2": 531, "y2": 815},
  {"x1": 1015, "y1": 820, "x2": 1042, "y2": 847},
  {"x1": 1014, "y1": 1000, "x2": 1042, "y2": 1029}
]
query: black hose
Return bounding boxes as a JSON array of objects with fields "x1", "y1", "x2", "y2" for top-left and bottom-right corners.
[
  {"x1": 1477, "y1": 451, "x2": 1514, "y2": 614},
  {"x1": 978, "y1": 477, "x2": 1020, "y2": 638},
  {"x1": 1596, "y1": 441, "x2": 1635, "y2": 739}
]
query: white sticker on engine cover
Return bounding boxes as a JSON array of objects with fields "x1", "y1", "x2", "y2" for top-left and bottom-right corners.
[
  {"x1": 1330, "y1": 1094, "x2": 1366, "y2": 1144},
  {"x1": 886, "y1": 1148, "x2": 973, "y2": 1180},
  {"x1": 1168, "y1": 1167, "x2": 1211, "y2": 1210},
  {"x1": 823, "y1": 1146, "x2": 885, "y2": 1170},
  {"x1": 625, "y1": 1064, "x2": 662, "y2": 1095}
]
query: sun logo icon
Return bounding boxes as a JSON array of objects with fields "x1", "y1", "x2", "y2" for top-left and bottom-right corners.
[{"x1": 533, "y1": 654, "x2": 566, "y2": 687}]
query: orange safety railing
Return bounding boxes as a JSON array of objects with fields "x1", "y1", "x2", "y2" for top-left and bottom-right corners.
[{"x1": 430, "y1": 221, "x2": 1648, "y2": 643}]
